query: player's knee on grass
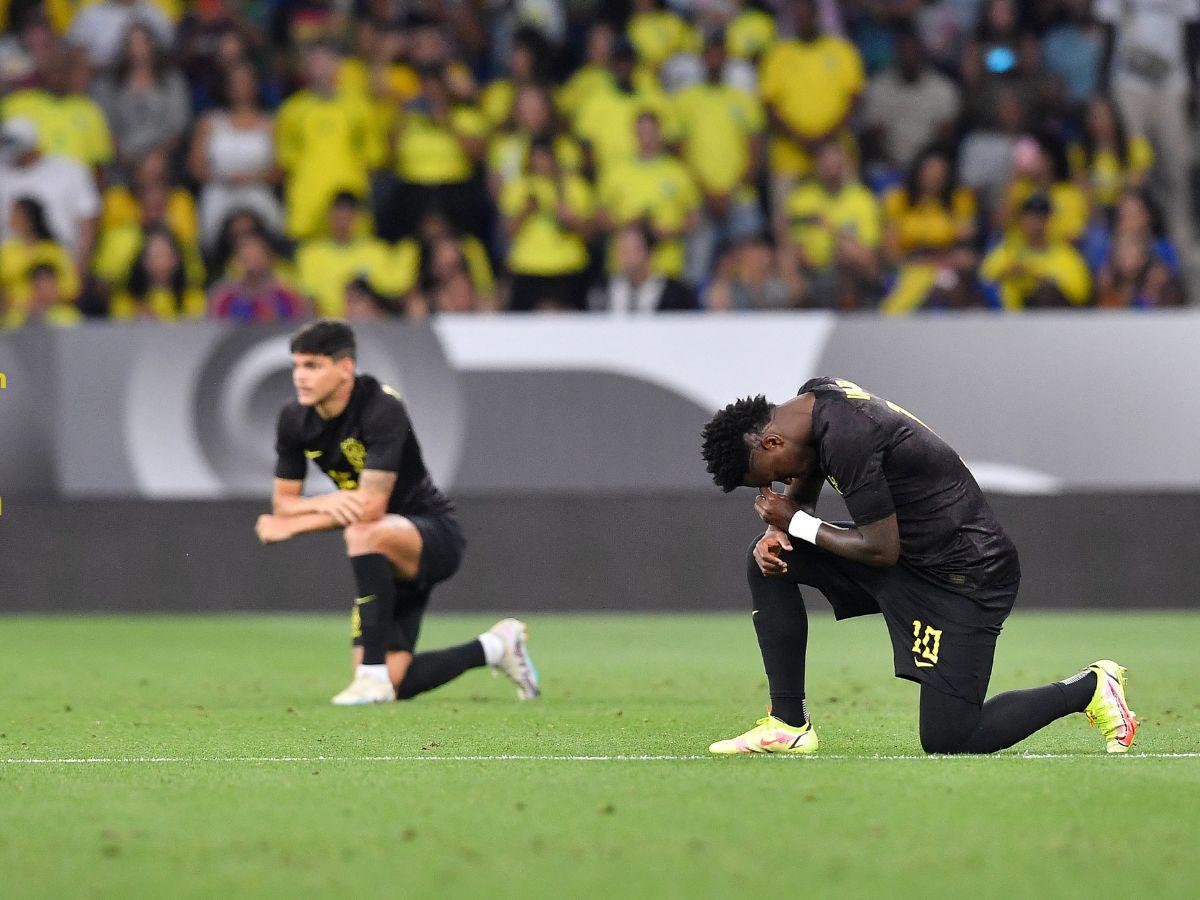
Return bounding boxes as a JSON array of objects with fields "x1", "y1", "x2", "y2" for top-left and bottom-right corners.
[{"x1": 919, "y1": 686, "x2": 982, "y2": 754}]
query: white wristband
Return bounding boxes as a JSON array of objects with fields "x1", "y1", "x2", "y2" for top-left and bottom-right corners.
[{"x1": 787, "y1": 510, "x2": 824, "y2": 544}]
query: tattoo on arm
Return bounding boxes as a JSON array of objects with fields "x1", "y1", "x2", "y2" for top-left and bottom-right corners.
[
  {"x1": 356, "y1": 469, "x2": 398, "y2": 520},
  {"x1": 359, "y1": 470, "x2": 397, "y2": 496}
]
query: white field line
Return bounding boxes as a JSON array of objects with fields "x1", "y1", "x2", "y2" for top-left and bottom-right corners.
[{"x1": 1, "y1": 753, "x2": 1198, "y2": 764}]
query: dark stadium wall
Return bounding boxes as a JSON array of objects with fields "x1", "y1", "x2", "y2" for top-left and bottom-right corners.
[
  {"x1": 1, "y1": 493, "x2": 1195, "y2": 612},
  {"x1": 2, "y1": 317, "x2": 1199, "y2": 612}
]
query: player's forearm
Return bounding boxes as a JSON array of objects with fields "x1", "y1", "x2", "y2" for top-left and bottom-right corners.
[
  {"x1": 813, "y1": 525, "x2": 897, "y2": 568},
  {"x1": 283, "y1": 511, "x2": 340, "y2": 537},
  {"x1": 273, "y1": 493, "x2": 323, "y2": 517}
]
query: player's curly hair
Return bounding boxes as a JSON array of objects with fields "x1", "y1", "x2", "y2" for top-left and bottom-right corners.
[{"x1": 701, "y1": 395, "x2": 774, "y2": 493}]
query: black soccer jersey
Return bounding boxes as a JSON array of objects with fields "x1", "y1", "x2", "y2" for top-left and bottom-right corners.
[
  {"x1": 275, "y1": 374, "x2": 453, "y2": 518},
  {"x1": 799, "y1": 377, "x2": 1019, "y2": 603}
]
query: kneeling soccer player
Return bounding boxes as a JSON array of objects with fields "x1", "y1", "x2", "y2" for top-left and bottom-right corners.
[
  {"x1": 255, "y1": 319, "x2": 540, "y2": 705},
  {"x1": 700, "y1": 377, "x2": 1138, "y2": 755}
]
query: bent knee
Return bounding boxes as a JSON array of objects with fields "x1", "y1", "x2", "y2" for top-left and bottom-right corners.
[
  {"x1": 919, "y1": 723, "x2": 974, "y2": 755},
  {"x1": 746, "y1": 533, "x2": 770, "y2": 572},
  {"x1": 919, "y1": 736, "x2": 968, "y2": 755},
  {"x1": 344, "y1": 520, "x2": 383, "y2": 554}
]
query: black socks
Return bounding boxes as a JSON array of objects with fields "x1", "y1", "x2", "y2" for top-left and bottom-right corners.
[
  {"x1": 1059, "y1": 668, "x2": 1098, "y2": 713},
  {"x1": 350, "y1": 553, "x2": 396, "y2": 665},
  {"x1": 396, "y1": 641, "x2": 487, "y2": 700},
  {"x1": 919, "y1": 671, "x2": 1098, "y2": 754},
  {"x1": 746, "y1": 548, "x2": 810, "y2": 727}
]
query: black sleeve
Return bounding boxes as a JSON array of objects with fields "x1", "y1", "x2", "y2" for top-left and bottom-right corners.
[
  {"x1": 361, "y1": 393, "x2": 411, "y2": 473},
  {"x1": 274, "y1": 407, "x2": 307, "y2": 480},
  {"x1": 818, "y1": 405, "x2": 895, "y2": 527}
]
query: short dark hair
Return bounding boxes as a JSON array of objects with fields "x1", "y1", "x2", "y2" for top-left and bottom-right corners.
[
  {"x1": 701, "y1": 395, "x2": 774, "y2": 492},
  {"x1": 290, "y1": 319, "x2": 356, "y2": 360}
]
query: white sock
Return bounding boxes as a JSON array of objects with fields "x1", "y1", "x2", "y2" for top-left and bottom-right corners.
[
  {"x1": 358, "y1": 663, "x2": 389, "y2": 682},
  {"x1": 477, "y1": 632, "x2": 504, "y2": 666}
]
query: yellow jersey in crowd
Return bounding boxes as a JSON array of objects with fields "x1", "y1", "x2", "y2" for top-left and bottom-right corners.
[
  {"x1": 759, "y1": 35, "x2": 865, "y2": 177},
  {"x1": 500, "y1": 172, "x2": 594, "y2": 277}
]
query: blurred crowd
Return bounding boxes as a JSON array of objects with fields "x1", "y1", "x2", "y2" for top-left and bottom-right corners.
[{"x1": 0, "y1": 0, "x2": 1197, "y2": 326}]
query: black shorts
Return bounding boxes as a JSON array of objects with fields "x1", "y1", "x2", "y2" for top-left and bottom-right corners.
[
  {"x1": 381, "y1": 513, "x2": 465, "y2": 653},
  {"x1": 773, "y1": 534, "x2": 1018, "y2": 704}
]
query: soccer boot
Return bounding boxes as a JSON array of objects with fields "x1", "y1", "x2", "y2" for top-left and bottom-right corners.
[
  {"x1": 488, "y1": 618, "x2": 540, "y2": 700},
  {"x1": 708, "y1": 715, "x2": 818, "y2": 754},
  {"x1": 330, "y1": 667, "x2": 395, "y2": 706},
  {"x1": 1083, "y1": 660, "x2": 1139, "y2": 753}
]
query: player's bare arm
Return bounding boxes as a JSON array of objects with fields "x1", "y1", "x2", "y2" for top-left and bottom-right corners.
[
  {"x1": 354, "y1": 469, "x2": 397, "y2": 522},
  {"x1": 271, "y1": 477, "x2": 364, "y2": 524},
  {"x1": 755, "y1": 487, "x2": 900, "y2": 569}
]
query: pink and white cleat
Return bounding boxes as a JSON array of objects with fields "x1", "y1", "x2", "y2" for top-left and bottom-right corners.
[
  {"x1": 487, "y1": 618, "x2": 540, "y2": 700},
  {"x1": 708, "y1": 715, "x2": 818, "y2": 754}
]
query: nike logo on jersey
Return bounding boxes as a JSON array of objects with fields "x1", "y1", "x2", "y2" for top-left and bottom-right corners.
[
  {"x1": 913, "y1": 659, "x2": 935, "y2": 668},
  {"x1": 353, "y1": 595, "x2": 376, "y2": 606},
  {"x1": 304, "y1": 450, "x2": 322, "y2": 459}
]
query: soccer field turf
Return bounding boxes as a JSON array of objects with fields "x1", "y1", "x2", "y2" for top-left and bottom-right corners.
[{"x1": 2, "y1": 612, "x2": 1198, "y2": 898}]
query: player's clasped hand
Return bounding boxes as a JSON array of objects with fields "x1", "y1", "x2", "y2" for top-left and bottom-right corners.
[
  {"x1": 314, "y1": 490, "x2": 364, "y2": 525},
  {"x1": 754, "y1": 527, "x2": 793, "y2": 576},
  {"x1": 754, "y1": 485, "x2": 799, "y2": 531}
]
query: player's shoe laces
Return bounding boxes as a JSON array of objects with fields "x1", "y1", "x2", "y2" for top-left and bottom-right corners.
[
  {"x1": 1083, "y1": 660, "x2": 1139, "y2": 753},
  {"x1": 330, "y1": 667, "x2": 395, "y2": 706},
  {"x1": 708, "y1": 715, "x2": 818, "y2": 755},
  {"x1": 488, "y1": 618, "x2": 540, "y2": 700}
]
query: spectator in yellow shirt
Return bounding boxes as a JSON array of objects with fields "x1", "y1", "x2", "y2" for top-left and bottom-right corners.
[
  {"x1": 0, "y1": 197, "x2": 80, "y2": 316},
  {"x1": 4, "y1": 262, "x2": 82, "y2": 329},
  {"x1": 480, "y1": 27, "x2": 551, "y2": 130},
  {"x1": 487, "y1": 84, "x2": 583, "y2": 197},
  {"x1": 759, "y1": 0, "x2": 865, "y2": 225},
  {"x1": 597, "y1": 112, "x2": 701, "y2": 280},
  {"x1": 1068, "y1": 95, "x2": 1153, "y2": 212},
  {"x1": 337, "y1": 16, "x2": 422, "y2": 152},
  {"x1": 783, "y1": 141, "x2": 881, "y2": 309},
  {"x1": 94, "y1": 175, "x2": 203, "y2": 297},
  {"x1": 574, "y1": 38, "x2": 676, "y2": 180},
  {"x1": 1, "y1": 44, "x2": 112, "y2": 171},
  {"x1": 557, "y1": 22, "x2": 617, "y2": 126},
  {"x1": 296, "y1": 192, "x2": 406, "y2": 318},
  {"x1": 980, "y1": 193, "x2": 1092, "y2": 309},
  {"x1": 1000, "y1": 136, "x2": 1089, "y2": 245},
  {"x1": 500, "y1": 137, "x2": 595, "y2": 311},
  {"x1": 381, "y1": 68, "x2": 489, "y2": 240},
  {"x1": 627, "y1": 0, "x2": 698, "y2": 73},
  {"x1": 674, "y1": 34, "x2": 766, "y2": 285},
  {"x1": 725, "y1": 0, "x2": 777, "y2": 63},
  {"x1": 880, "y1": 146, "x2": 981, "y2": 314},
  {"x1": 275, "y1": 41, "x2": 378, "y2": 240},
  {"x1": 110, "y1": 226, "x2": 205, "y2": 320}
]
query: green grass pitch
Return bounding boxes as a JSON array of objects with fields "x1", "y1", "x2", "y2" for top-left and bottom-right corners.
[{"x1": 1, "y1": 611, "x2": 1198, "y2": 898}]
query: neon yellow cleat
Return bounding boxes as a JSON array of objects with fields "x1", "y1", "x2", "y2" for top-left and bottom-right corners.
[
  {"x1": 1084, "y1": 660, "x2": 1139, "y2": 753},
  {"x1": 708, "y1": 715, "x2": 818, "y2": 755}
]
